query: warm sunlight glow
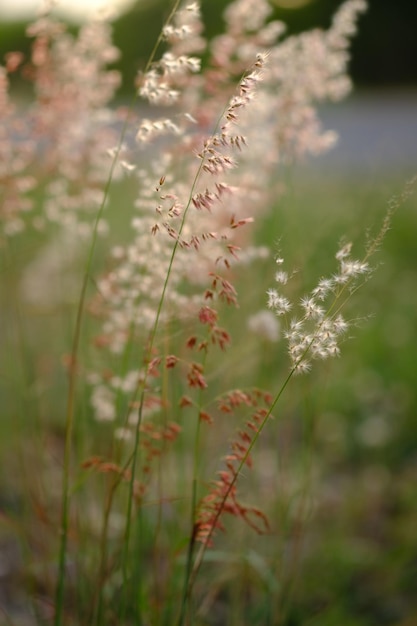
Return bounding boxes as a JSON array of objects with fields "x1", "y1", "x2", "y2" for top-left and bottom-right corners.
[{"x1": 0, "y1": 0, "x2": 136, "y2": 22}]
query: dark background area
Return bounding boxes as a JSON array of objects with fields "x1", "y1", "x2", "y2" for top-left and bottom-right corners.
[{"x1": 1, "y1": 0, "x2": 416, "y2": 92}]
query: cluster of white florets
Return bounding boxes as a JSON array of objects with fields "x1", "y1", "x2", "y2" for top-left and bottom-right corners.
[
  {"x1": 1, "y1": 0, "x2": 368, "y2": 422},
  {"x1": 267, "y1": 243, "x2": 370, "y2": 373}
]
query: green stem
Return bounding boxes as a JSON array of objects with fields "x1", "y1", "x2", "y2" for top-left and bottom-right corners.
[
  {"x1": 185, "y1": 208, "x2": 398, "y2": 598},
  {"x1": 177, "y1": 347, "x2": 208, "y2": 626},
  {"x1": 120, "y1": 22, "x2": 255, "y2": 619},
  {"x1": 120, "y1": 159, "x2": 205, "y2": 618},
  {"x1": 53, "y1": 92, "x2": 136, "y2": 626},
  {"x1": 189, "y1": 367, "x2": 296, "y2": 593}
]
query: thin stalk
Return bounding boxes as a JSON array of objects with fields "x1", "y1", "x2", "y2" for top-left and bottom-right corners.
[
  {"x1": 120, "y1": 38, "x2": 266, "y2": 622},
  {"x1": 188, "y1": 366, "x2": 296, "y2": 596},
  {"x1": 185, "y1": 222, "x2": 393, "y2": 598},
  {"x1": 92, "y1": 475, "x2": 122, "y2": 626},
  {"x1": 92, "y1": 321, "x2": 137, "y2": 626},
  {"x1": 53, "y1": 92, "x2": 137, "y2": 626},
  {"x1": 277, "y1": 381, "x2": 321, "y2": 624},
  {"x1": 120, "y1": 151, "x2": 206, "y2": 621},
  {"x1": 119, "y1": 92, "x2": 234, "y2": 617},
  {"x1": 55, "y1": 1, "x2": 186, "y2": 620},
  {"x1": 177, "y1": 344, "x2": 209, "y2": 626},
  {"x1": 151, "y1": 330, "x2": 171, "y2": 625}
]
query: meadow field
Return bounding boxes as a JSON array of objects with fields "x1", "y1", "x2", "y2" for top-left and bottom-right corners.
[{"x1": 1, "y1": 1, "x2": 416, "y2": 624}]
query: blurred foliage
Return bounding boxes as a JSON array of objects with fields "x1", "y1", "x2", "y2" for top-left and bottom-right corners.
[
  {"x1": 1, "y1": 171, "x2": 416, "y2": 625},
  {"x1": 1, "y1": 0, "x2": 417, "y2": 94},
  {"x1": 1, "y1": 1, "x2": 416, "y2": 623}
]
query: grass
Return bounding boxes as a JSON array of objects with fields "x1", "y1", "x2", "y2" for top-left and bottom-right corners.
[
  {"x1": 1, "y1": 1, "x2": 416, "y2": 623},
  {"x1": 1, "y1": 166, "x2": 416, "y2": 625}
]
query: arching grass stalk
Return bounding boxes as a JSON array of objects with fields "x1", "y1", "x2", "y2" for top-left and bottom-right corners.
[
  {"x1": 75, "y1": 5, "x2": 188, "y2": 624},
  {"x1": 119, "y1": 123, "x2": 208, "y2": 619},
  {"x1": 52, "y1": 0, "x2": 187, "y2": 613},
  {"x1": 92, "y1": 321, "x2": 139, "y2": 626},
  {"x1": 179, "y1": 367, "x2": 294, "y2": 626},
  {"x1": 119, "y1": 54, "x2": 259, "y2": 617},
  {"x1": 53, "y1": 105, "x2": 137, "y2": 626},
  {"x1": 182, "y1": 206, "x2": 401, "y2": 611},
  {"x1": 177, "y1": 342, "x2": 209, "y2": 625}
]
